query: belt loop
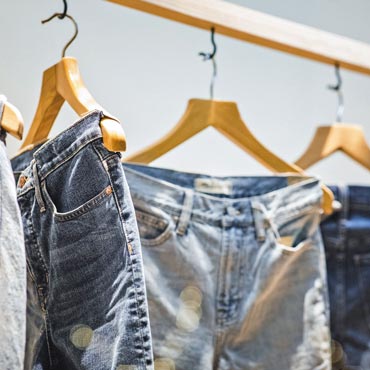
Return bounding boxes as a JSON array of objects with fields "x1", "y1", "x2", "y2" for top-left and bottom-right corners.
[
  {"x1": 176, "y1": 190, "x2": 194, "y2": 236},
  {"x1": 251, "y1": 201, "x2": 280, "y2": 242},
  {"x1": 32, "y1": 161, "x2": 46, "y2": 213},
  {"x1": 251, "y1": 202, "x2": 267, "y2": 241}
]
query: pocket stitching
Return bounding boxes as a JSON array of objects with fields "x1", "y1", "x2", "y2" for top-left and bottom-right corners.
[
  {"x1": 140, "y1": 223, "x2": 174, "y2": 246},
  {"x1": 267, "y1": 228, "x2": 315, "y2": 255},
  {"x1": 43, "y1": 181, "x2": 113, "y2": 222},
  {"x1": 275, "y1": 237, "x2": 314, "y2": 255},
  {"x1": 135, "y1": 209, "x2": 175, "y2": 247}
]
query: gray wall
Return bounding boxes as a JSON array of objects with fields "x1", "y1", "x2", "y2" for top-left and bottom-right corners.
[{"x1": 1, "y1": 0, "x2": 370, "y2": 184}]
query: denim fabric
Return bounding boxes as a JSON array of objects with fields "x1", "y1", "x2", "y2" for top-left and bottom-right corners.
[
  {"x1": 0, "y1": 97, "x2": 27, "y2": 370},
  {"x1": 12, "y1": 110, "x2": 153, "y2": 370},
  {"x1": 321, "y1": 185, "x2": 370, "y2": 370},
  {"x1": 123, "y1": 163, "x2": 332, "y2": 370}
]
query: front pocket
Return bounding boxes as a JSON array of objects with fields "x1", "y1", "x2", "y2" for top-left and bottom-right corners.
[
  {"x1": 135, "y1": 209, "x2": 175, "y2": 247},
  {"x1": 41, "y1": 142, "x2": 115, "y2": 221},
  {"x1": 43, "y1": 182, "x2": 113, "y2": 221},
  {"x1": 267, "y1": 209, "x2": 320, "y2": 256},
  {"x1": 274, "y1": 235, "x2": 314, "y2": 255}
]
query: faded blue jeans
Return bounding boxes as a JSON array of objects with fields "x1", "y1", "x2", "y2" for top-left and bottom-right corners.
[
  {"x1": 123, "y1": 163, "x2": 332, "y2": 370},
  {"x1": 0, "y1": 97, "x2": 26, "y2": 370},
  {"x1": 322, "y1": 185, "x2": 370, "y2": 370},
  {"x1": 12, "y1": 110, "x2": 153, "y2": 370}
]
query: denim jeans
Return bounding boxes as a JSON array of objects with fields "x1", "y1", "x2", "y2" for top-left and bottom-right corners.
[
  {"x1": 12, "y1": 110, "x2": 153, "y2": 370},
  {"x1": 321, "y1": 186, "x2": 370, "y2": 370},
  {"x1": 0, "y1": 97, "x2": 27, "y2": 370},
  {"x1": 123, "y1": 163, "x2": 332, "y2": 370}
]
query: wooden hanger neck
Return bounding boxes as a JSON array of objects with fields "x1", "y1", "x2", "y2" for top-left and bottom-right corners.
[{"x1": 20, "y1": 57, "x2": 126, "y2": 152}]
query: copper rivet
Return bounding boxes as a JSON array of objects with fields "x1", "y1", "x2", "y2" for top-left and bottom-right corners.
[
  {"x1": 105, "y1": 186, "x2": 112, "y2": 195},
  {"x1": 19, "y1": 176, "x2": 27, "y2": 188}
]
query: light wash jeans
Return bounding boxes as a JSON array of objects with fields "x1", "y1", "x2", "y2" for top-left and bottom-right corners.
[
  {"x1": 124, "y1": 163, "x2": 332, "y2": 370},
  {"x1": 0, "y1": 96, "x2": 26, "y2": 370}
]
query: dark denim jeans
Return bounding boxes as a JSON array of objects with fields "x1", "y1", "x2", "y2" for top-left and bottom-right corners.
[
  {"x1": 12, "y1": 110, "x2": 153, "y2": 370},
  {"x1": 322, "y1": 186, "x2": 370, "y2": 370}
]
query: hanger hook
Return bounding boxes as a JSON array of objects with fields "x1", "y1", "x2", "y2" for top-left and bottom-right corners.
[
  {"x1": 199, "y1": 27, "x2": 217, "y2": 100},
  {"x1": 327, "y1": 63, "x2": 344, "y2": 122},
  {"x1": 58, "y1": 0, "x2": 68, "y2": 19},
  {"x1": 41, "y1": 12, "x2": 78, "y2": 58}
]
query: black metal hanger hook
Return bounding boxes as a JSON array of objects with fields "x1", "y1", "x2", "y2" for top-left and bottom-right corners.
[
  {"x1": 41, "y1": 13, "x2": 78, "y2": 58},
  {"x1": 199, "y1": 27, "x2": 217, "y2": 61},
  {"x1": 327, "y1": 63, "x2": 342, "y2": 92},
  {"x1": 199, "y1": 27, "x2": 218, "y2": 100},
  {"x1": 327, "y1": 63, "x2": 344, "y2": 122},
  {"x1": 58, "y1": 0, "x2": 68, "y2": 19}
]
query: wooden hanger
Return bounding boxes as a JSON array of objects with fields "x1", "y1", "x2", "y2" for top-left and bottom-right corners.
[
  {"x1": 295, "y1": 64, "x2": 370, "y2": 171},
  {"x1": 20, "y1": 57, "x2": 126, "y2": 152},
  {"x1": 0, "y1": 97, "x2": 24, "y2": 140},
  {"x1": 20, "y1": 13, "x2": 126, "y2": 152},
  {"x1": 126, "y1": 98, "x2": 334, "y2": 214},
  {"x1": 295, "y1": 124, "x2": 370, "y2": 170}
]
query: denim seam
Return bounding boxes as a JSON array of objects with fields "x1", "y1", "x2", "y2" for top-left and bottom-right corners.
[
  {"x1": 29, "y1": 217, "x2": 49, "y2": 313},
  {"x1": 37, "y1": 136, "x2": 102, "y2": 182},
  {"x1": 100, "y1": 153, "x2": 149, "y2": 366},
  {"x1": 215, "y1": 225, "x2": 227, "y2": 329},
  {"x1": 135, "y1": 210, "x2": 177, "y2": 246},
  {"x1": 43, "y1": 183, "x2": 113, "y2": 222},
  {"x1": 212, "y1": 331, "x2": 225, "y2": 369},
  {"x1": 32, "y1": 110, "x2": 102, "y2": 165},
  {"x1": 43, "y1": 312, "x2": 54, "y2": 366},
  {"x1": 26, "y1": 258, "x2": 37, "y2": 283},
  {"x1": 139, "y1": 224, "x2": 174, "y2": 247},
  {"x1": 26, "y1": 196, "x2": 53, "y2": 365}
]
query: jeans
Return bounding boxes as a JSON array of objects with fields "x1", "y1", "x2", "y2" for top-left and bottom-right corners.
[
  {"x1": 322, "y1": 186, "x2": 370, "y2": 370},
  {"x1": 12, "y1": 110, "x2": 153, "y2": 370},
  {"x1": 123, "y1": 163, "x2": 332, "y2": 370},
  {"x1": 0, "y1": 96, "x2": 26, "y2": 370}
]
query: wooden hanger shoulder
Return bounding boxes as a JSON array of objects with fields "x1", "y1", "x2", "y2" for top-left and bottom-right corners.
[
  {"x1": 296, "y1": 123, "x2": 370, "y2": 170},
  {"x1": 1, "y1": 101, "x2": 24, "y2": 140},
  {"x1": 21, "y1": 57, "x2": 126, "y2": 152},
  {"x1": 126, "y1": 98, "x2": 334, "y2": 214},
  {"x1": 126, "y1": 98, "x2": 212, "y2": 163}
]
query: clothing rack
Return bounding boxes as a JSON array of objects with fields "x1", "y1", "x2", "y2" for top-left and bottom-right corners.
[{"x1": 105, "y1": 0, "x2": 370, "y2": 76}]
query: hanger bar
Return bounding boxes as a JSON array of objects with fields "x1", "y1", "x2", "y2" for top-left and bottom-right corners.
[{"x1": 106, "y1": 0, "x2": 370, "y2": 75}]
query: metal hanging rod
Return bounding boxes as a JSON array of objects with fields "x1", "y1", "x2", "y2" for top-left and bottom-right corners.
[{"x1": 105, "y1": 0, "x2": 370, "y2": 76}]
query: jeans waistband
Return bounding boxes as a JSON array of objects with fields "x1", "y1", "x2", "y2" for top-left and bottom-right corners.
[
  {"x1": 29, "y1": 110, "x2": 105, "y2": 182},
  {"x1": 123, "y1": 163, "x2": 323, "y2": 227}
]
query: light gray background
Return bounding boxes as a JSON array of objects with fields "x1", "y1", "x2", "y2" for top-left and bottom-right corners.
[{"x1": 1, "y1": 0, "x2": 370, "y2": 184}]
